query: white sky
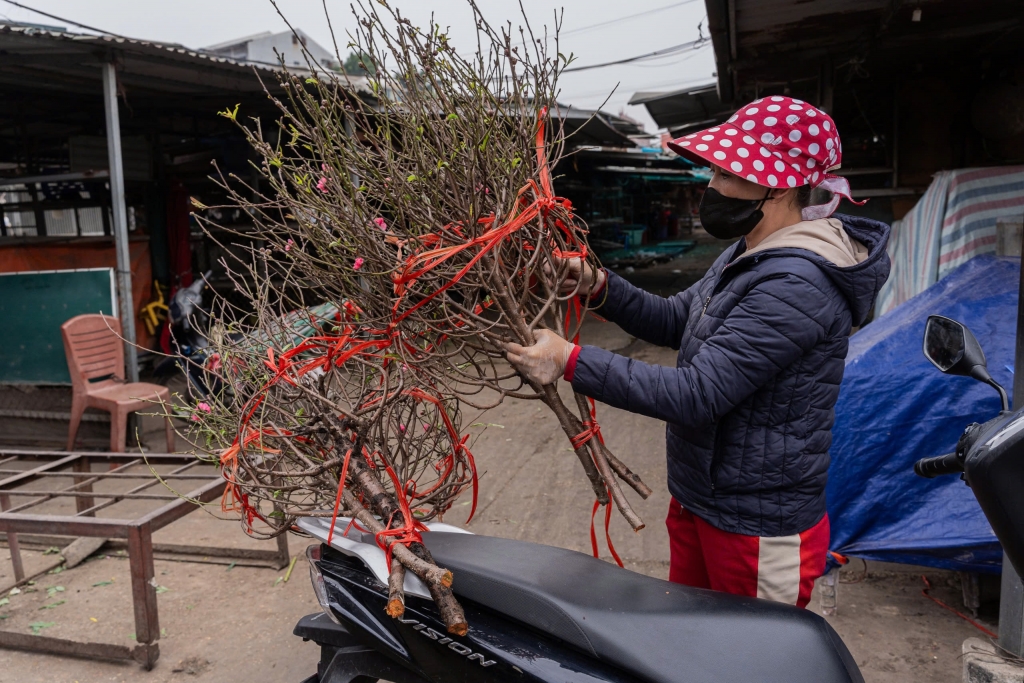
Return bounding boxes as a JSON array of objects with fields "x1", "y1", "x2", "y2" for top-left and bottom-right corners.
[{"x1": 0, "y1": 0, "x2": 716, "y2": 133}]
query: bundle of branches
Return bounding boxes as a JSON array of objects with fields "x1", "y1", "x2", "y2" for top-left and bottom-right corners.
[
  {"x1": 189, "y1": 0, "x2": 653, "y2": 631},
  {"x1": 188, "y1": 301, "x2": 474, "y2": 632}
]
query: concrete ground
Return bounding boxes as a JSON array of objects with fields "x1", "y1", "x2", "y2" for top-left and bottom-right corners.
[{"x1": 0, "y1": 244, "x2": 998, "y2": 682}]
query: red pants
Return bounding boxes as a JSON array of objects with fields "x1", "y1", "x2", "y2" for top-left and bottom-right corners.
[{"x1": 666, "y1": 498, "x2": 829, "y2": 608}]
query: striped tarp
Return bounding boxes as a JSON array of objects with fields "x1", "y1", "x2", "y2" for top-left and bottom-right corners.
[{"x1": 874, "y1": 165, "x2": 1024, "y2": 317}]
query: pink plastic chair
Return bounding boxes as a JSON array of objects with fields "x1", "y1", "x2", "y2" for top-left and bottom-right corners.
[{"x1": 61, "y1": 314, "x2": 175, "y2": 453}]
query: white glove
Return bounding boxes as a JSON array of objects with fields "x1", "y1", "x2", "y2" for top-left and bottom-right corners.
[
  {"x1": 545, "y1": 257, "x2": 606, "y2": 297},
  {"x1": 505, "y1": 329, "x2": 576, "y2": 386}
]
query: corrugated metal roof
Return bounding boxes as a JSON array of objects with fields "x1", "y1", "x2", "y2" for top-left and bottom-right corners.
[
  {"x1": 628, "y1": 83, "x2": 732, "y2": 134},
  {"x1": 0, "y1": 24, "x2": 371, "y2": 96}
]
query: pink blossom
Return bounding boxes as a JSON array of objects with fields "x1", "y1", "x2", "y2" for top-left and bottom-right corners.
[
  {"x1": 353, "y1": 257, "x2": 365, "y2": 270},
  {"x1": 197, "y1": 402, "x2": 212, "y2": 413},
  {"x1": 321, "y1": 163, "x2": 329, "y2": 172},
  {"x1": 399, "y1": 424, "x2": 406, "y2": 433},
  {"x1": 423, "y1": 423, "x2": 431, "y2": 432},
  {"x1": 191, "y1": 413, "x2": 202, "y2": 422},
  {"x1": 316, "y1": 177, "x2": 329, "y2": 193},
  {"x1": 373, "y1": 217, "x2": 387, "y2": 231},
  {"x1": 285, "y1": 239, "x2": 294, "y2": 252}
]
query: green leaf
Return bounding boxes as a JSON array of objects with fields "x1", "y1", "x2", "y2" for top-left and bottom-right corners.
[
  {"x1": 0, "y1": 597, "x2": 9, "y2": 607},
  {"x1": 42, "y1": 547, "x2": 61, "y2": 556},
  {"x1": 446, "y1": 113, "x2": 459, "y2": 121},
  {"x1": 406, "y1": 174, "x2": 418, "y2": 182},
  {"x1": 154, "y1": 585, "x2": 170, "y2": 594},
  {"x1": 92, "y1": 580, "x2": 114, "y2": 588},
  {"x1": 217, "y1": 103, "x2": 241, "y2": 122},
  {"x1": 29, "y1": 621, "x2": 55, "y2": 635},
  {"x1": 39, "y1": 600, "x2": 65, "y2": 610}
]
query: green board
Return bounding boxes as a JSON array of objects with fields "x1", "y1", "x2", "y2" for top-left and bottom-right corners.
[{"x1": 0, "y1": 268, "x2": 117, "y2": 384}]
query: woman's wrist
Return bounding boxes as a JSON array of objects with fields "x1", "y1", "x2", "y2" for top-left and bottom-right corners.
[{"x1": 563, "y1": 345, "x2": 582, "y2": 382}]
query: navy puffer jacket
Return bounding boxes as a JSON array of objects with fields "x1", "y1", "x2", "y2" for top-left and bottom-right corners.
[{"x1": 572, "y1": 215, "x2": 891, "y2": 537}]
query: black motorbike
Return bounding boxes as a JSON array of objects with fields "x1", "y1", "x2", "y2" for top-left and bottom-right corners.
[
  {"x1": 292, "y1": 313, "x2": 1024, "y2": 683},
  {"x1": 913, "y1": 314, "x2": 1024, "y2": 579},
  {"x1": 294, "y1": 515, "x2": 861, "y2": 683}
]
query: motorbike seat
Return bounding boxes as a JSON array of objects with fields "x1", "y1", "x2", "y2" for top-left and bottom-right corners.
[{"x1": 421, "y1": 532, "x2": 862, "y2": 683}]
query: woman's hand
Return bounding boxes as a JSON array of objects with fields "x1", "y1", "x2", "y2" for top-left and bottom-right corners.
[
  {"x1": 505, "y1": 329, "x2": 576, "y2": 386},
  {"x1": 545, "y1": 256, "x2": 606, "y2": 297}
]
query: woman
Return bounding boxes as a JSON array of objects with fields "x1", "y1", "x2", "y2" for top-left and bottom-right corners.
[{"x1": 507, "y1": 96, "x2": 891, "y2": 607}]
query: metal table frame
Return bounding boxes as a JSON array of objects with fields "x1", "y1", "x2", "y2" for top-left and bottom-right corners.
[{"x1": 0, "y1": 449, "x2": 289, "y2": 668}]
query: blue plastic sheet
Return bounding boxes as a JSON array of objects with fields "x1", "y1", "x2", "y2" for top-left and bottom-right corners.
[{"x1": 827, "y1": 255, "x2": 1020, "y2": 573}]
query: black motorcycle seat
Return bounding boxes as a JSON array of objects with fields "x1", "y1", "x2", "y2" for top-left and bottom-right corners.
[{"x1": 421, "y1": 532, "x2": 862, "y2": 683}]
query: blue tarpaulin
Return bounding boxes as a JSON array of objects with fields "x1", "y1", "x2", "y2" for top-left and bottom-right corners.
[{"x1": 827, "y1": 255, "x2": 1019, "y2": 573}]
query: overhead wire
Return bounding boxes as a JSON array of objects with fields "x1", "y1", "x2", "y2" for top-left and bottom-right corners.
[
  {"x1": 561, "y1": 0, "x2": 701, "y2": 36},
  {"x1": 619, "y1": 44, "x2": 712, "y2": 68},
  {"x1": 0, "y1": 0, "x2": 308, "y2": 69},
  {"x1": 0, "y1": 0, "x2": 131, "y2": 39},
  {"x1": 563, "y1": 37, "x2": 707, "y2": 73},
  {"x1": 561, "y1": 74, "x2": 714, "y2": 102}
]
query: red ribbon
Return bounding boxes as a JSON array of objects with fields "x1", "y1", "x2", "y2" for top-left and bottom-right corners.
[{"x1": 590, "y1": 499, "x2": 624, "y2": 568}]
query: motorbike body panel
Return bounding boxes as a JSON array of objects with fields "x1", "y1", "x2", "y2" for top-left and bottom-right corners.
[
  {"x1": 965, "y1": 406, "x2": 1024, "y2": 577},
  {"x1": 309, "y1": 534, "x2": 863, "y2": 683},
  {"x1": 315, "y1": 549, "x2": 638, "y2": 683}
]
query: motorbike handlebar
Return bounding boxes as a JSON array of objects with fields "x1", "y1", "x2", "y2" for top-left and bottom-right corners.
[{"x1": 913, "y1": 452, "x2": 963, "y2": 478}]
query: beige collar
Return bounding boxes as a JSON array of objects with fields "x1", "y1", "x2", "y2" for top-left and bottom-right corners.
[{"x1": 741, "y1": 218, "x2": 868, "y2": 268}]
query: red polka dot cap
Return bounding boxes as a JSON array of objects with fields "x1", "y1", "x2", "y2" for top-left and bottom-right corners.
[{"x1": 667, "y1": 95, "x2": 863, "y2": 220}]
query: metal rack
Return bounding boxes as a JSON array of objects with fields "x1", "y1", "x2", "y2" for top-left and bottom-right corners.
[{"x1": 0, "y1": 449, "x2": 289, "y2": 668}]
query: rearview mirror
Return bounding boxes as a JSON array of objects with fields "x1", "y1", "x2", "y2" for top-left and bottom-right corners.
[
  {"x1": 923, "y1": 315, "x2": 1009, "y2": 411},
  {"x1": 923, "y1": 315, "x2": 974, "y2": 374}
]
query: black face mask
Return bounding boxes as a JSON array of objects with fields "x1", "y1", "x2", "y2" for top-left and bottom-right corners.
[{"x1": 698, "y1": 187, "x2": 771, "y2": 240}]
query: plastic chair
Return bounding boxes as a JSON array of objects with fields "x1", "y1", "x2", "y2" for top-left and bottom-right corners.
[{"x1": 61, "y1": 314, "x2": 175, "y2": 453}]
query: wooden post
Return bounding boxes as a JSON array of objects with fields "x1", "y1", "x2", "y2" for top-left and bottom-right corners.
[
  {"x1": 275, "y1": 530, "x2": 290, "y2": 570},
  {"x1": 126, "y1": 522, "x2": 159, "y2": 669},
  {"x1": 0, "y1": 493, "x2": 24, "y2": 583}
]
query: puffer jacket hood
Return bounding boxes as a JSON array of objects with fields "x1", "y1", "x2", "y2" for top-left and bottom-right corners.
[
  {"x1": 738, "y1": 214, "x2": 890, "y2": 326},
  {"x1": 570, "y1": 214, "x2": 891, "y2": 537},
  {"x1": 813, "y1": 214, "x2": 891, "y2": 326}
]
